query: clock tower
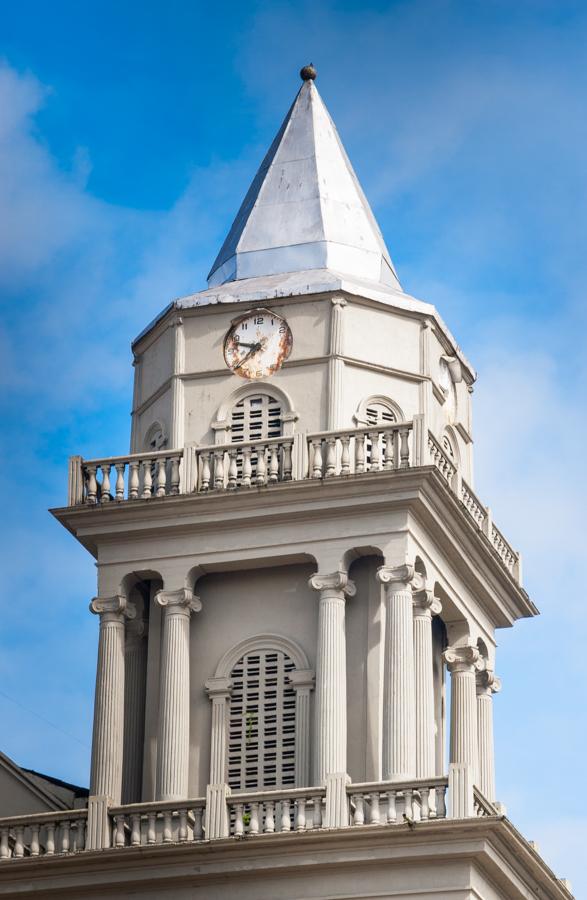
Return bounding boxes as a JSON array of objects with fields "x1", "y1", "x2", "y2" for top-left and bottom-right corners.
[{"x1": 0, "y1": 67, "x2": 572, "y2": 900}]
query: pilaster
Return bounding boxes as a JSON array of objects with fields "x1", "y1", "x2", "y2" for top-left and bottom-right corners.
[
  {"x1": 476, "y1": 667, "x2": 501, "y2": 802},
  {"x1": 327, "y1": 297, "x2": 346, "y2": 430},
  {"x1": 309, "y1": 571, "x2": 355, "y2": 784},
  {"x1": 205, "y1": 676, "x2": 233, "y2": 786},
  {"x1": 289, "y1": 669, "x2": 315, "y2": 788},
  {"x1": 170, "y1": 316, "x2": 185, "y2": 449},
  {"x1": 377, "y1": 564, "x2": 416, "y2": 781},
  {"x1": 412, "y1": 586, "x2": 442, "y2": 779},
  {"x1": 155, "y1": 588, "x2": 201, "y2": 801}
]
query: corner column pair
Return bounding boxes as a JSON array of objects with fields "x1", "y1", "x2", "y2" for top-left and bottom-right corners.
[{"x1": 89, "y1": 587, "x2": 200, "y2": 806}]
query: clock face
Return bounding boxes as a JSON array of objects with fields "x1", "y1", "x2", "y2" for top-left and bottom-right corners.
[{"x1": 223, "y1": 309, "x2": 293, "y2": 380}]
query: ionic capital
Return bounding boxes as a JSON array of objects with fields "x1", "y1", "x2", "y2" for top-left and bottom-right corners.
[
  {"x1": 476, "y1": 668, "x2": 502, "y2": 697},
  {"x1": 154, "y1": 588, "x2": 202, "y2": 616},
  {"x1": 288, "y1": 669, "x2": 315, "y2": 692},
  {"x1": 443, "y1": 643, "x2": 481, "y2": 674},
  {"x1": 412, "y1": 588, "x2": 442, "y2": 617},
  {"x1": 308, "y1": 571, "x2": 356, "y2": 598},
  {"x1": 90, "y1": 595, "x2": 135, "y2": 623},
  {"x1": 376, "y1": 563, "x2": 415, "y2": 589},
  {"x1": 125, "y1": 613, "x2": 148, "y2": 646},
  {"x1": 205, "y1": 676, "x2": 233, "y2": 701}
]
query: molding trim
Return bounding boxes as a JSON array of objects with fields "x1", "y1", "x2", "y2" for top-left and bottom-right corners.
[{"x1": 214, "y1": 633, "x2": 311, "y2": 678}]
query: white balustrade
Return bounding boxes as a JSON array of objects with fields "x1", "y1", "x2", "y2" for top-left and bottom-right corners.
[
  {"x1": 473, "y1": 786, "x2": 498, "y2": 817},
  {"x1": 0, "y1": 810, "x2": 87, "y2": 859},
  {"x1": 307, "y1": 423, "x2": 412, "y2": 479},
  {"x1": 460, "y1": 479, "x2": 486, "y2": 529},
  {"x1": 490, "y1": 524, "x2": 517, "y2": 573},
  {"x1": 227, "y1": 787, "x2": 325, "y2": 836},
  {"x1": 196, "y1": 436, "x2": 294, "y2": 491},
  {"x1": 109, "y1": 799, "x2": 206, "y2": 846},
  {"x1": 427, "y1": 433, "x2": 456, "y2": 484},
  {"x1": 79, "y1": 449, "x2": 184, "y2": 505},
  {"x1": 348, "y1": 778, "x2": 448, "y2": 826}
]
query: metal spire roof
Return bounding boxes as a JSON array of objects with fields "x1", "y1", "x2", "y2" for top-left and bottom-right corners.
[{"x1": 207, "y1": 72, "x2": 401, "y2": 290}]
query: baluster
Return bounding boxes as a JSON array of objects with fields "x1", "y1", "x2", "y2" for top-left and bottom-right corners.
[
  {"x1": 131, "y1": 814, "x2": 141, "y2": 846},
  {"x1": 30, "y1": 824, "x2": 40, "y2": 856},
  {"x1": 282, "y1": 440, "x2": 293, "y2": 481},
  {"x1": 46, "y1": 822, "x2": 56, "y2": 855},
  {"x1": 355, "y1": 434, "x2": 365, "y2": 473},
  {"x1": 85, "y1": 465, "x2": 98, "y2": 504},
  {"x1": 249, "y1": 801, "x2": 260, "y2": 835},
  {"x1": 370, "y1": 792, "x2": 381, "y2": 825},
  {"x1": 162, "y1": 811, "x2": 172, "y2": 843},
  {"x1": 200, "y1": 452, "x2": 211, "y2": 491},
  {"x1": 60, "y1": 820, "x2": 70, "y2": 853},
  {"x1": 114, "y1": 463, "x2": 126, "y2": 501},
  {"x1": 311, "y1": 440, "x2": 323, "y2": 479},
  {"x1": 403, "y1": 789, "x2": 414, "y2": 821},
  {"x1": 269, "y1": 444, "x2": 279, "y2": 483},
  {"x1": 352, "y1": 794, "x2": 365, "y2": 825},
  {"x1": 141, "y1": 459, "x2": 153, "y2": 498},
  {"x1": 113, "y1": 815, "x2": 125, "y2": 848},
  {"x1": 340, "y1": 435, "x2": 351, "y2": 476},
  {"x1": 383, "y1": 431, "x2": 394, "y2": 469},
  {"x1": 296, "y1": 797, "x2": 306, "y2": 832},
  {"x1": 147, "y1": 813, "x2": 157, "y2": 844},
  {"x1": 101, "y1": 464, "x2": 112, "y2": 502},
  {"x1": 0, "y1": 827, "x2": 9, "y2": 859},
  {"x1": 394, "y1": 430, "x2": 401, "y2": 469},
  {"x1": 156, "y1": 457, "x2": 167, "y2": 497},
  {"x1": 129, "y1": 461, "x2": 140, "y2": 499},
  {"x1": 386, "y1": 790, "x2": 397, "y2": 824},
  {"x1": 227, "y1": 449, "x2": 238, "y2": 490},
  {"x1": 400, "y1": 426, "x2": 410, "y2": 468},
  {"x1": 192, "y1": 806, "x2": 204, "y2": 840},
  {"x1": 312, "y1": 795, "x2": 323, "y2": 828},
  {"x1": 170, "y1": 455, "x2": 181, "y2": 495},
  {"x1": 213, "y1": 450, "x2": 225, "y2": 490},
  {"x1": 325, "y1": 438, "x2": 337, "y2": 477},
  {"x1": 280, "y1": 799, "x2": 291, "y2": 832},
  {"x1": 435, "y1": 785, "x2": 447, "y2": 819},
  {"x1": 234, "y1": 803, "x2": 244, "y2": 837},
  {"x1": 255, "y1": 445, "x2": 267, "y2": 485},
  {"x1": 242, "y1": 446, "x2": 252, "y2": 487},
  {"x1": 14, "y1": 826, "x2": 24, "y2": 858},
  {"x1": 264, "y1": 800, "x2": 275, "y2": 833},
  {"x1": 420, "y1": 787, "x2": 430, "y2": 820},
  {"x1": 178, "y1": 808, "x2": 188, "y2": 842},
  {"x1": 369, "y1": 432, "x2": 380, "y2": 471}
]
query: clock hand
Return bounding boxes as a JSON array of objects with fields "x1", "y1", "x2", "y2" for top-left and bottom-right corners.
[{"x1": 233, "y1": 342, "x2": 262, "y2": 370}]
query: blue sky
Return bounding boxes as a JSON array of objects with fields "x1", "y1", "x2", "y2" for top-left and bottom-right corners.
[{"x1": 1, "y1": 0, "x2": 585, "y2": 891}]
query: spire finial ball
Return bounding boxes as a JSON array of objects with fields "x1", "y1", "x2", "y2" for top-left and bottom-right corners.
[{"x1": 300, "y1": 63, "x2": 317, "y2": 81}]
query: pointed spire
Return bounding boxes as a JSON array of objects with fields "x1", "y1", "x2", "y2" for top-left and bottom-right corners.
[{"x1": 207, "y1": 69, "x2": 400, "y2": 290}]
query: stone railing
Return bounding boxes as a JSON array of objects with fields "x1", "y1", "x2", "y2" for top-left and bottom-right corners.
[
  {"x1": 348, "y1": 777, "x2": 448, "y2": 825},
  {"x1": 0, "y1": 809, "x2": 87, "y2": 859},
  {"x1": 109, "y1": 798, "x2": 206, "y2": 847},
  {"x1": 66, "y1": 419, "x2": 519, "y2": 583},
  {"x1": 227, "y1": 786, "x2": 326, "y2": 836},
  {"x1": 473, "y1": 786, "x2": 499, "y2": 817},
  {"x1": 194, "y1": 435, "x2": 295, "y2": 491},
  {"x1": 306, "y1": 423, "x2": 412, "y2": 478}
]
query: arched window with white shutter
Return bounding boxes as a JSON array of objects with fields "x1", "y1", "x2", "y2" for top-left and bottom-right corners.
[
  {"x1": 230, "y1": 394, "x2": 283, "y2": 444},
  {"x1": 354, "y1": 395, "x2": 404, "y2": 428},
  {"x1": 206, "y1": 635, "x2": 314, "y2": 790}
]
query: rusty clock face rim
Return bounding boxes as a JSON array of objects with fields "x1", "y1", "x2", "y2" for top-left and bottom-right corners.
[{"x1": 223, "y1": 308, "x2": 293, "y2": 380}]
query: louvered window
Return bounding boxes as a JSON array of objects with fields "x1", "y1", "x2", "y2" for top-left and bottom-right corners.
[
  {"x1": 365, "y1": 402, "x2": 397, "y2": 427},
  {"x1": 230, "y1": 394, "x2": 283, "y2": 443},
  {"x1": 228, "y1": 649, "x2": 296, "y2": 791}
]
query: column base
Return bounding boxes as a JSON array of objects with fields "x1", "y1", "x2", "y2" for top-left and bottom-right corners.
[
  {"x1": 324, "y1": 772, "x2": 350, "y2": 828},
  {"x1": 205, "y1": 783, "x2": 231, "y2": 840},
  {"x1": 86, "y1": 795, "x2": 112, "y2": 850}
]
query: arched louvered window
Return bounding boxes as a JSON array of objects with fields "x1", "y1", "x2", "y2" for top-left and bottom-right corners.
[
  {"x1": 365, "y1": 401, "x2": 398, "y2": 427},
  {"x1": 228, "y1": 648, "x2": 296, "y2": 791},
  {"x1": 230, "y1": 394, "x2": 283, "y2": 444},
  {"x1": 144, "y1": 422, "x2": 167, "y2": 452},
  {"x1": 442, "y1": 433, "x2": 456, "y2": 461}
]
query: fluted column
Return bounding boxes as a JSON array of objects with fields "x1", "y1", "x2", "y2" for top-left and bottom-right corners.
[
  {"x1": 155, "y1": 588, "x2": 201, "y2": 801},
  {"x1": 412, "y1": 587, "x2": 442, "y2": 778},
  {"x1": 89, "y1": 595, "x2": 135, "y2": 801},
  {"x1": 377, "y1": 564, "x2": 416, "y2": 781},
  {"x1": 205, "y1": 676, "x2": 233, "y2": 785},
  {"x1": 444, "y1": 644, "x2": 480, "y2": 778},
  {"x1": 121, "y1": 613, "x2": 148, "y2": 804},
  {"x1": 309, "y1": 572, "x2": 356, "y2": 784},
  {"x1": 476, "y1": 668, "x2": 501, "y2": 802},
  {"x1": 289, "y1": 669, "x2": 315, "y2": 787}
]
